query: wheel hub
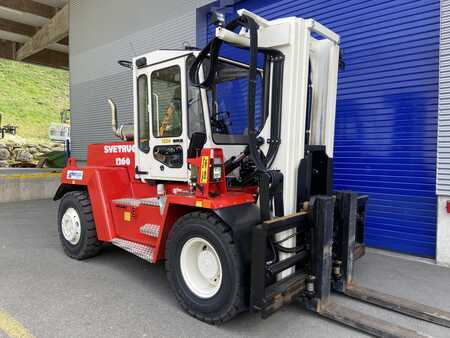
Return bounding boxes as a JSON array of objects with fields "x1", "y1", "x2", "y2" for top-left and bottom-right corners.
[
  {"x1": 198, "y1": 249, "x2": 219, "y2": 280},
  {"x1": 61, "y1": 207, "x2": 81, "y2": 245},
  {"x1": 180, "y1": 237, "x2": 223, "y2": 298}
]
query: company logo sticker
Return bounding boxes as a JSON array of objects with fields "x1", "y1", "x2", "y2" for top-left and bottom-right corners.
[
  {"x1": 67, "y1": 170, "x2": 83, "y2": 180},
  {"x1": 104, "y1": 144, "x2": 135, "y2": 154}
]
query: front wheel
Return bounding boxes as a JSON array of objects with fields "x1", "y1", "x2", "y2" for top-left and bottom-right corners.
[
  {"x1": 165, "y1": 211, "x2": 245, "y2": 324},
  {"x1": 57, "y1": 191, "x2": 102, "y2": 260}
]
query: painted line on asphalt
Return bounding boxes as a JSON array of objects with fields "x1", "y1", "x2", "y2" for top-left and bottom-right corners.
[{"x1": 0, "y1": 308, "x2": 34, "y2": 338}]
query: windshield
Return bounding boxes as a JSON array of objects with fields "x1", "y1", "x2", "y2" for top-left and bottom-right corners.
[{"x1": 206, "y1": 59, "x2": 264, "y2": 144}]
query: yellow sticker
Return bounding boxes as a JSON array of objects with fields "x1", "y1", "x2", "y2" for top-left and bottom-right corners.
[
  {"x1": 161, "y1": 139, "x2": 171, "y2": 144},
  {"x1": 124, "y1": 211, "x2": 131, "y2": 222},
  {"x1": 195, "y1": 200, "x2": 203, "y2": 208},
  {"x1": 200, "y1": 156, "x2": 209, "y2": 184}
]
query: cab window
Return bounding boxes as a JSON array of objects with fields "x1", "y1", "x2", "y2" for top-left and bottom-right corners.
[
  {"x1": 151, "y1": 66, "x2": 182, "y2": 138},
  {"x1": 206, "y1": 59, "x2": 264, "y2": 144},
  {"x1": 186, "y1": 55, "x2": 206, "y2": 137},
  {"x1": 137, "y1": 75, "x2": 149, "y2": 153}
]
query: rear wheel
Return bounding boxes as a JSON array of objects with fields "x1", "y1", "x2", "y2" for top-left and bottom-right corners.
[
  {"x1": 57, "y1": 191, "x2": 102, "y2": 259},
  {"x1": 165, "y1": 211, "x2": 245, "y2": 324}
]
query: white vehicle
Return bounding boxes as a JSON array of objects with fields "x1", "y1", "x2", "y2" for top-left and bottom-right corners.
[{"x1": 49, "y1": 109, "x2": 70, "y2": 142}]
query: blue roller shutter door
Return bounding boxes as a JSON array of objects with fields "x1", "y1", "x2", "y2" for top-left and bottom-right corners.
[{"x1": 205, "y1": 0, "x2": 438, "y2": 257}]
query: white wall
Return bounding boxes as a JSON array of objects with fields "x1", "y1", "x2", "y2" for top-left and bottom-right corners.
[{"x1": 437, "y1": 196, "x2": 450, "y2": 265}]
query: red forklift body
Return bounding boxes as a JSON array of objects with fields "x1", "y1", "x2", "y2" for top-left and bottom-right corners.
[{"x1": 57, "y1": 141, "x2": 255, "y2": 262}]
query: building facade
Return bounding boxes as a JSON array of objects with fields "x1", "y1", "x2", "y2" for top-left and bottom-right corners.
[{"x1": 70, "y1": 0, "x2": 450, "y2": 263}]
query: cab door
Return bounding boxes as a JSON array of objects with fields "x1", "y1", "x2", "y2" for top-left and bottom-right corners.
[{"x1": 134, "y1": 57, "x2": 189, "y2": 181}]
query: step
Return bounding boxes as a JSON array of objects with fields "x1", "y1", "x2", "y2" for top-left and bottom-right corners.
[
  {"x1": 140, "y1": 224, "x2": 160, "y2": 238},
  {"x1": 112, "y1": 238, "x2": 154, "y2": 262},
  {"x1": 112, "y1": 197, "x2": 159, "y2": 207}
]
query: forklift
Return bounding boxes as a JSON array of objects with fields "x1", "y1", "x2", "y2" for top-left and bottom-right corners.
[{"x1": 54, "y1": 10, "x2": 450, "y2": 336}]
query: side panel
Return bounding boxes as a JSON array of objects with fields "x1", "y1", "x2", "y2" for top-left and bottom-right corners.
[
  {"x1": 110, "y1": 203, "x2": 161, "y2": 245},
  {"x1": 60, "y1": 164, "x2": 133, "y2": 242},
  {"x1": 86, "y1": 168, "x2": 132, "y2": 241}
]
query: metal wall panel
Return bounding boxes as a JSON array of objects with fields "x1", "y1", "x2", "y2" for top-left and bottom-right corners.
[
  {"x1": 207, "y1": 0, "x2": 439, "y2": 257},
  {"x1": 439, "y1": 0, "x2": 450, "y2": 195},
  {"x1": 69, "y1": 0, "x2": 212, "y2": 160}
]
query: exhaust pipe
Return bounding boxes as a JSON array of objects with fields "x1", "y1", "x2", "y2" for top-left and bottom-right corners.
[{"x1": 108, "y1": 99, "x2": 134, "y2": 141}]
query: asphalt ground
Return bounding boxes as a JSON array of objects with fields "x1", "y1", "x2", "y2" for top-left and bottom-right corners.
[{"x1": 1, "y1": 199, "x2": 450, "y2": 337}]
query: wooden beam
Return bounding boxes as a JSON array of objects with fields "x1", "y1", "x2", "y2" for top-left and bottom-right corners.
[
  {"x1": 24, "y1": 49, "x2": 68, "y2": 70},
  {"x1": 16, "y1": 4, "x2": 68, "y2": 61},
  {"x1": 0, "y1": 39, "x2": 16, "y2": 59},
  {"x1": 0, "y1": 0, "x2": 56, "y2": 19},
  {"x1": 0, "y1": 39, "x2": 68, "y2": 69},
  {"x1": 0, "y1": 17, "x2": 68, "y2": 46},
  {"x1": 0, "y1": 17, "x2": 37, "y2": 37}
]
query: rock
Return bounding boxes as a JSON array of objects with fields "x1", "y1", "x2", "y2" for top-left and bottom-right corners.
[
  {"x1": 27, "y1": 147, "x2": 38, "y2": 154},
  {"x1": 33, "y1": 152, "x2": 46, "y2": 159},
  {"x1": 16, "y1": 150, "x2": 33, "y2": 162},
  {"x1": 0, "y1": 148, "x2": 10, "y2": 160},
  {"x1": 0, "y1": 160, "x2": 8, "y2": 168}
]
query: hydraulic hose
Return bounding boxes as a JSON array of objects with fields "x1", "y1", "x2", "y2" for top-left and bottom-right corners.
[
  {"x1": 304, "y1": 61, "x2": 313, "y2": 147},
  {"x1": 245, "y1": 16, "x2": 267, "y2": 172},
  {"x1": 189, "y1": 18, "x2": 241, "y2": 89},
  {"x1": 265, "y1": 54, "x2": 284, "y2": 168}
]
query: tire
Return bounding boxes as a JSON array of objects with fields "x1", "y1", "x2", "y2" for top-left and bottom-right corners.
[
  {"x1": 57, "y1": 191, "x2": 102, "y2": 260},
  {"x1": 165, "y1": 211, "x2": 245, "y2": 324}
]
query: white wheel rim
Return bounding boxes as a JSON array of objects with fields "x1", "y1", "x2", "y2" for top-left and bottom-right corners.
[
  {"x1": 180, "y1": 237, "x2": 223, "y2": 299},
  {"x1": 61, "y1": 207, "x2": 82, "y2": 245}
]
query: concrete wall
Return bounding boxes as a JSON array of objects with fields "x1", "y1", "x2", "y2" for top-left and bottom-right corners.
[
  {"x1": 69, "y1": 0, "x2": 213, "y2": 161},
  {"x1": 437, "y1": 196, "x2": 450, "y2": 265},
  {"x1": 0, "y1": 172, "x2": 60, "y2": 203}
]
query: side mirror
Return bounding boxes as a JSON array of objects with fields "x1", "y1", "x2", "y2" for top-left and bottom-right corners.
[{"x1": 187, "y1": 132, "x2": 207, "y2": 158}]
